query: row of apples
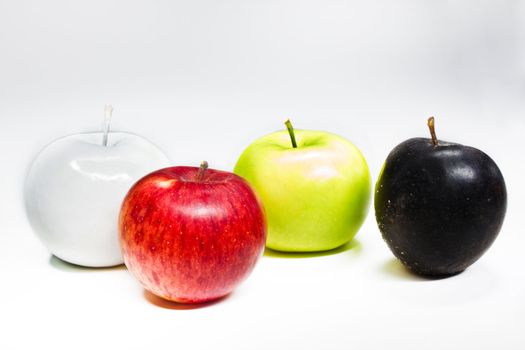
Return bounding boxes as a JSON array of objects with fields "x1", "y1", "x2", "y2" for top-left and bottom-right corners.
[{"x1": 25, "y1": 110, "x2": 507, "y2": 304}]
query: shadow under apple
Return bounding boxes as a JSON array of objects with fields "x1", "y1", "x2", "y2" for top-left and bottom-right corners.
[
  {"x1": 380, "y1": 258, "x2": 461, "y2": 281},
  {"x1": 143, "y1": 290, "x2": 230, "y2": 310},
  {"x1": 49, "y1": 255, "x2": 126, "y2": 272},
  {"x1": 263, "y1": 239, "x2": 362, "y2": 259}
]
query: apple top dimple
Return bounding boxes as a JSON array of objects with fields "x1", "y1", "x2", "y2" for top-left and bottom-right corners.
[
  {"x1": 65, "y1": 131, "x2": 141, "y2": 147},
  {"x1": 154, "y1": 166, "x2": 242, "y2": 185},
  {"x1": 26, "y1": 131, "x2": 171, "y2": 191},
  {"x1": 258, "y1": 129, "x2": 352, "y2": 151},
  {"x1": 384, "y1": 137, "x2": 505, "y2": 191}
]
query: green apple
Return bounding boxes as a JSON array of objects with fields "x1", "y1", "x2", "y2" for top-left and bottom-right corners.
[{"x1": 234, "y1": 120, "x2": 371, "y2": 252}]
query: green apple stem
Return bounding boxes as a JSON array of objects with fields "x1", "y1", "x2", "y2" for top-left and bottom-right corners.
[
  {"x1": 285, "y1": 119, "x2": 298, "y2": 148},
  {"x1": 102, "y1": 105, "x2": 113, "y2": 147},
  {"x1": 427, "y1": 116, "x2": 438, "y2": 146},
  {"x1": 197, "y1": 161, "x2": 209, "y2": 182}
]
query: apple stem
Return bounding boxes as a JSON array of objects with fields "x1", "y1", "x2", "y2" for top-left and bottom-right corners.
[
  {"x1": 285, "y1": 119, "x2": 298, "y2": 148},
  {"x1": 427, "y1": 116, "x2": 438, "y2": 146},
  {"x1": 102, "y1": 105, "x2": 113, "y2": 147},
  {"x1": 197, "y1": 161, "x2": 209, "y2": 182}
]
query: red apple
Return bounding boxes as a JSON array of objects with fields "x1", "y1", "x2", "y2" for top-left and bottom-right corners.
[{"x1": 119, "y1": 162, "x2": 267, "y2": 304}]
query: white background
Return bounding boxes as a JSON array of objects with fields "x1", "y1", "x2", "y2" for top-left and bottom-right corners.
[{"x1": 1, "y1": 1, "x2": 524, "y2": 349}]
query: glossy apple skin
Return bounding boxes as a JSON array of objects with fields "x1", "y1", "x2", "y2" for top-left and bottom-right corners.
[
  {"x1": 234, "y1": 129, "x2": 371, "y2": 252},
  {"x1": 375, "y1": 138, "x2": 507, "y2": 276},
  {"x1": 119, "y1": 166, "x2": 267, "y2": 304}
]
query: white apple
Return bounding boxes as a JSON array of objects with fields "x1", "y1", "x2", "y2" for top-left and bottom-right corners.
[{"x1": 24, "y1": 108, "x2": 170, "y2": 267}]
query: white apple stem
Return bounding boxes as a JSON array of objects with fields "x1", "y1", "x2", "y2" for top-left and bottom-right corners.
[{"x1": 102, "y1": 105, "x2": 113, "y2": 146}]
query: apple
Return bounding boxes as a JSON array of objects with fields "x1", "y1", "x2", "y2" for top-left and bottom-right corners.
[
  {"x1": 25, "y1": 106, "x2": 170, "y2": 267},
  {"x1": 234, "y1": 120, "x2": 371, "y2": 252},
  {"x1": 375, "y1": 117, "x2": 507, "y2": 276},
  {"x1": 119, "y1": 162, "x2": 267, "y2": 303}
]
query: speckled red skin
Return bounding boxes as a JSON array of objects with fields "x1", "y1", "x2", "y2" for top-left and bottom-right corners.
[{"x1": 119, "y1": 166, "x2": 267, "y2": 304}]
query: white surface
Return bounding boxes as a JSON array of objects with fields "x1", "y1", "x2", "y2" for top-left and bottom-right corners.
[
  {"x1": 1, "y1": 1, "x2": 524, "y2": 349},
  {"x1": 24, "y1": 131, "x2": 170, "y2": 267}
]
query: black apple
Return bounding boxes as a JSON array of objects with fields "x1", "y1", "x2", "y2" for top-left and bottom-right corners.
[{"x1": 375, "y1": 117, "x2": 507, "y2": 276}]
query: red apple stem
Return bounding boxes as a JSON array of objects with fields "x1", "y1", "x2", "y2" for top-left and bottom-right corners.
[
  {"x1": 197, "y1": 161, "x2": 209, "y2": 182},
  {"x1": 285, "y1": 119, "x2": 298, "y2": 148},
  {"x1": 427, "y1": 116, "x2": 438, "y2": 146},
  {"x1": 102, "y1": 105, "x2": 113, "y2": 147}
]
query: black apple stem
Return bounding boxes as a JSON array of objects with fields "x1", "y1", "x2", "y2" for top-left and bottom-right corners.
[
  {"x1": 102, "y1": 105, "x2": 113, "y2": 147},
  {"x1": 197, "y1": 161, "x2": 209, "y2": 182},
  {"x1": 284, "y1": 119, "x2": 298, "y2": 148},
  {"x1": 427, "y1": 116, "x2": 438, "y2": 146}
]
